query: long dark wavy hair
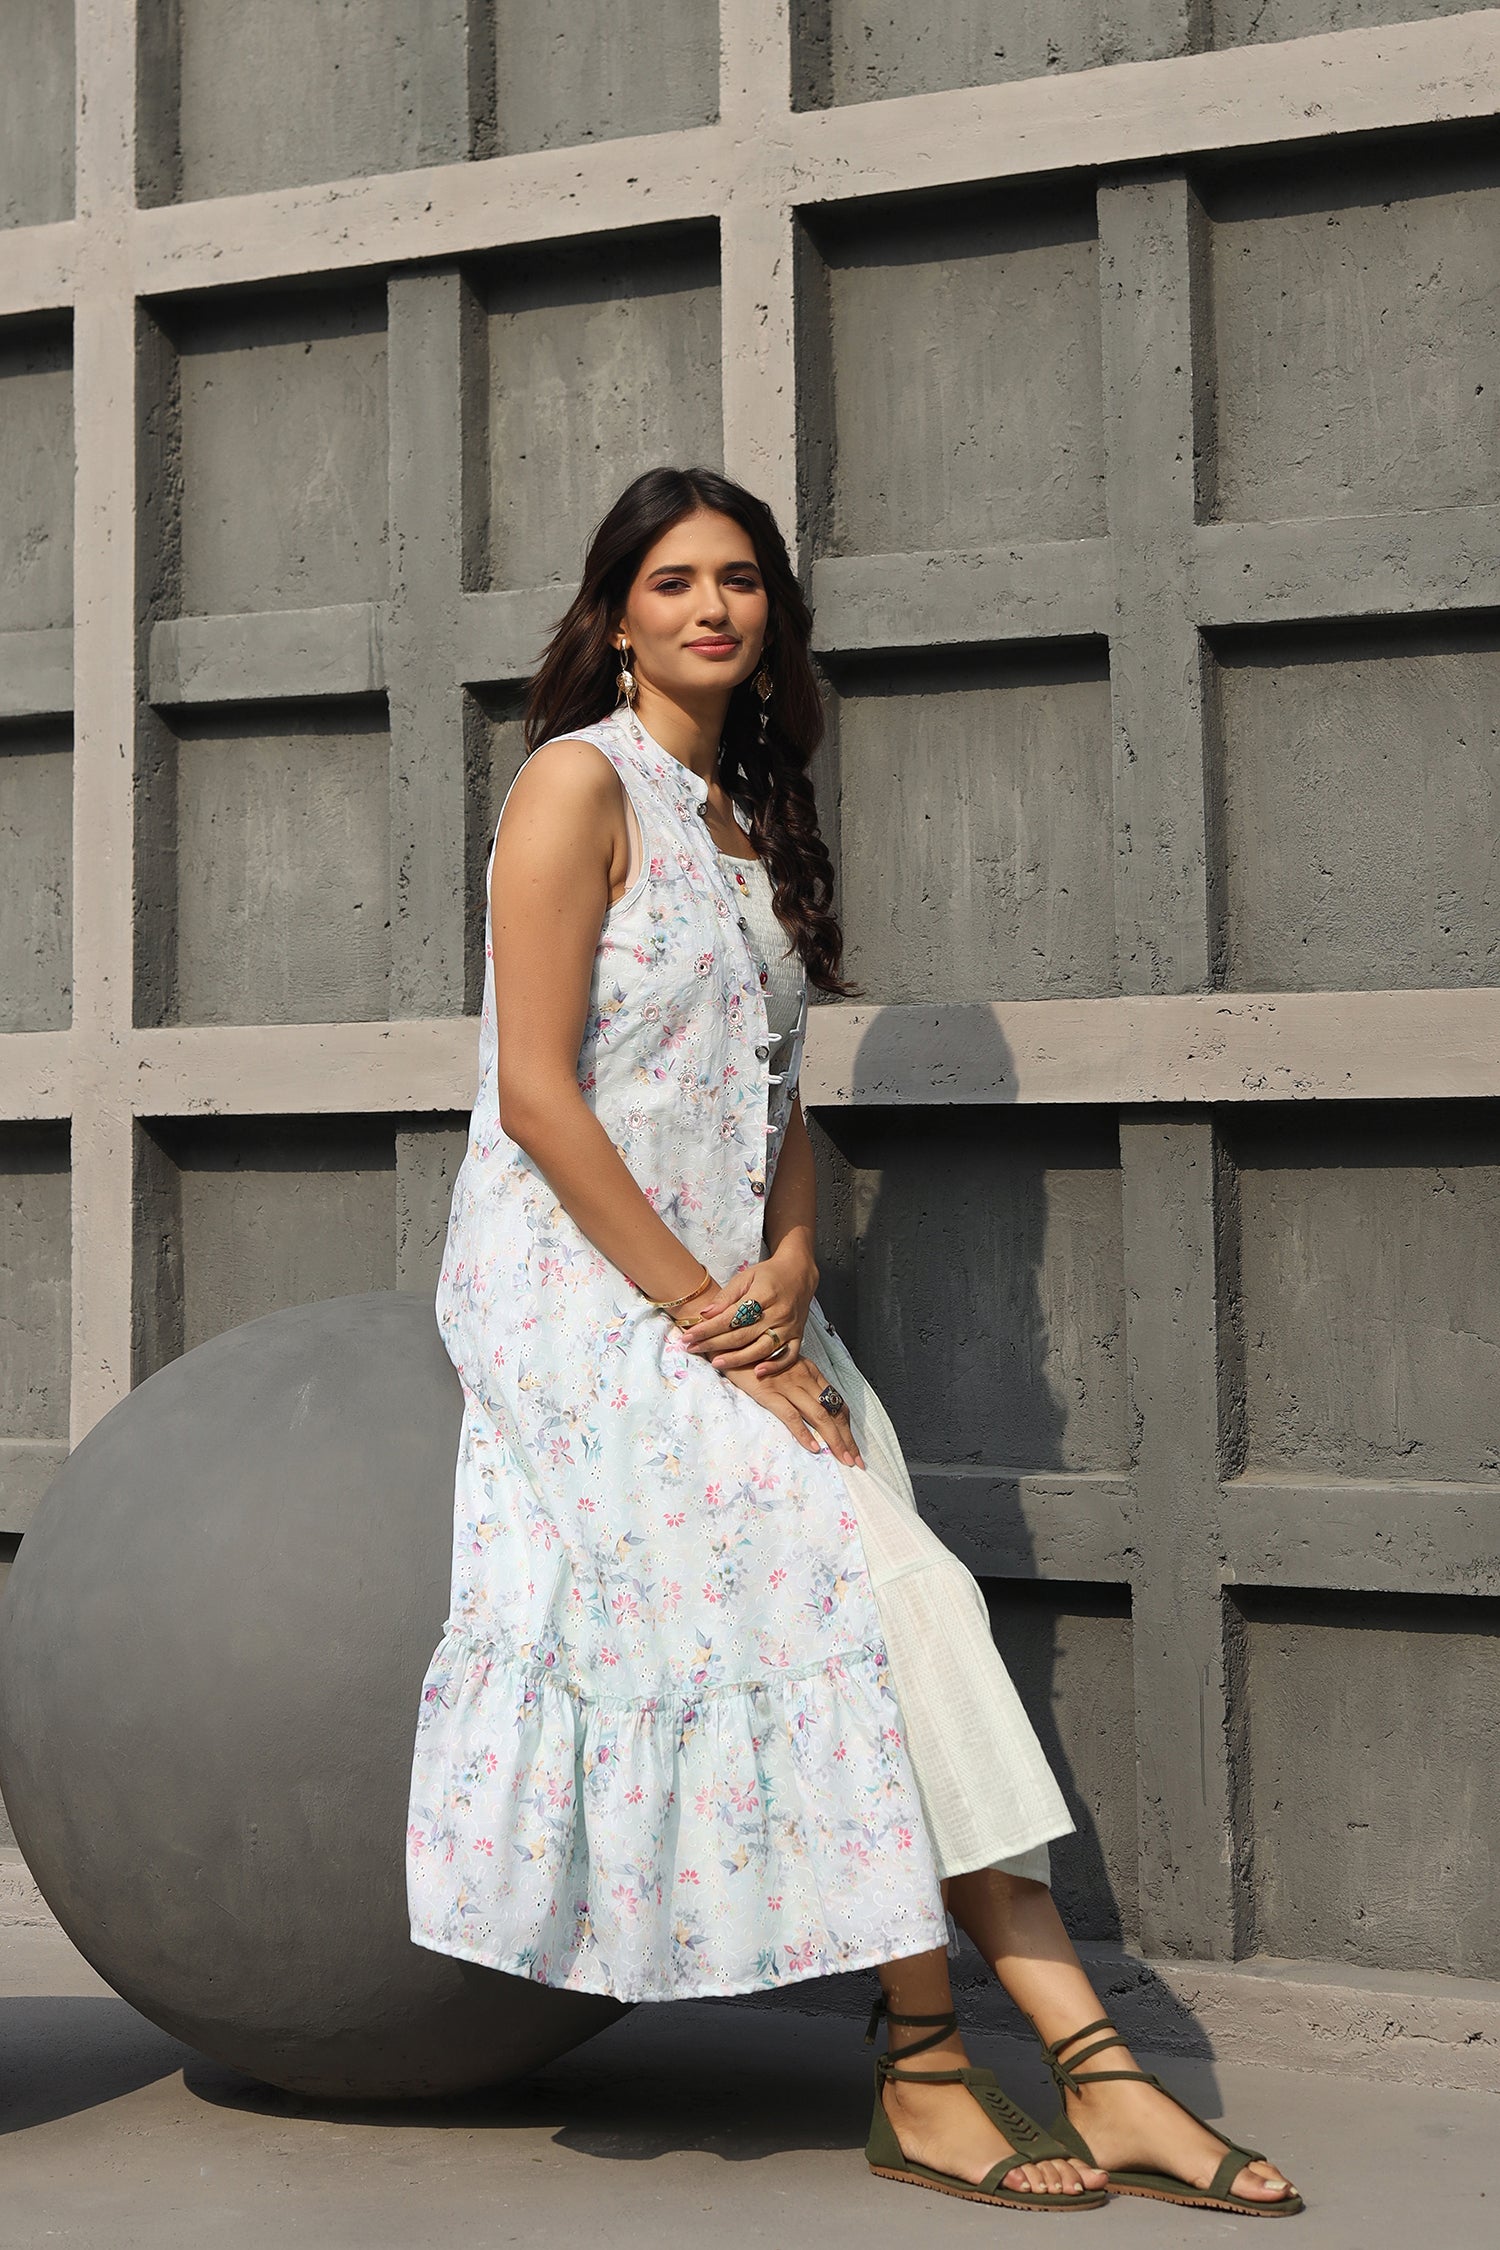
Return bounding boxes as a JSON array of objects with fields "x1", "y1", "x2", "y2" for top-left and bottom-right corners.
[{"x1": 523, "y1": 466, "x2": 858, "y2": 997}]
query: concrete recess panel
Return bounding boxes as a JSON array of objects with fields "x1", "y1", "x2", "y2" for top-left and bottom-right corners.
[
  {"x1": 0, "y1": 322, "x2": 72, "y2": 634},
  {"x1": 983, "y1": 1580, "x2": 1139, "y2": 1943},
  {"x1": 821, "y1": 1108, "x2": 1128, "y2": 1473},
  {"x1": 0, "y1": 726, "x2": 71, "y2": 1033},
  {"x1": 166, "y1": 700, "x2": 391, "y2": 1029},
  {"x1": 1230, "y1": 1106, "x2": 1500, "y2": 1483},
  {"x1": 0, "y1": 1126, "x2": 70, "y2": 1446},
  {"x1": 482, "y1": 234, "x2": 722, "y2": 590},
  {"x1": 1206, "y1": 144, "x2": 1500, "y2": 524},
  {"x1": 159, "y1": 0, "x2": 470, "y2": 201},
  {"x1": 1244, "y1": 1589, "x2": 1500, "y2": 1978},
  {"x1": 491, "y1": 0, "x2": 719, "y2": 155},
  {"x1": 465, "y1": 688, "x2": 529, "y2": 1005},
  {"x1": 807, "y1": 0, "x2": 1185, "y2": 106},
  {"x1": 815, "y1": 193, "x2": 1104, "y2": 555},
  {"x1": 1213, "y1": 621, "x2": 1500, "y2": 992},
  {"x1": 138, "y1": 1120, "x2": 397, "y2": 1375},
  {"x1": 395, "y1": 1119, "x2": 470, "y2": 1294},
  {"x1": 1212, "y1": 0, "x2": 1493, "y2": 48},
  {"x1": 0, "y1": 0, "x2": 74, "y2": 229},
  {"x1": 832, "y1": 651, "x2": 1116, "y2": 1003},
  {"x1": 172, "y1": 291, "x2": 389, "y2": 618}
]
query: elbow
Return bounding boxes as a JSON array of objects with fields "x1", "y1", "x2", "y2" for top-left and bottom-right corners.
[
  {"x1": 497, "y1": 1078, "x2": 569, "y2": 1154},
  {"x1": 497, "y1": 1086, "x2": 540, "y2": 1150}
]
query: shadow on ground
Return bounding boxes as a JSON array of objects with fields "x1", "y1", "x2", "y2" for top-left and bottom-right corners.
[
  {"x1": 0, "y1": 1994, "x2": 191, "y2": 2133},
  {"x1": 181, "y1": 2003, "x2": 867, "y2": 2159}
]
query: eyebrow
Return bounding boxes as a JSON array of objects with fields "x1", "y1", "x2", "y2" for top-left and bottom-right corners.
[{"x1": 646, "y1": 558, "x2": 762, "y2": 575}]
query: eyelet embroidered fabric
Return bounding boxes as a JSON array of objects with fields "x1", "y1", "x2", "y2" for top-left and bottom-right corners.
[{"x1": 405, "y1": 710, "x2": 1069, "y2": 2003}]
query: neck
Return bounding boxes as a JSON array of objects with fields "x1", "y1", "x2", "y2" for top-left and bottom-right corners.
[{"x1": 628, "y1": 680, "x2": 730, "y2": 784}]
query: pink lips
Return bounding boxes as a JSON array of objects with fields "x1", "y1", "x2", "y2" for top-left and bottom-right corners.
[{"x1": 686, "y1": 638, "x2": 739, "y2": 654}]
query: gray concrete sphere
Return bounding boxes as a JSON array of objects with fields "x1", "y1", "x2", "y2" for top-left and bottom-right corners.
[{"x1": 0, "y1": 1291, "x2": 626, "y2": 2098}]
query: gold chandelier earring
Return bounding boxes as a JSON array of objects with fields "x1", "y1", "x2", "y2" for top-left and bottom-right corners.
[
  {"x1": 616, "y1": 637, "x2": 637, "y2": 711},
  {"x1": 754, "y1": 658, "x2": 773, "y2": 748}
]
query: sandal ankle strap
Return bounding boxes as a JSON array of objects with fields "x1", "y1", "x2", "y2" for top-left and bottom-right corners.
[
  {"x1": 863, "y1": 1993, "x2": 961, "y2": 2065},
  {"x1": 1042, "y1": 2016, "x2": 1143, "y2": 2096}
]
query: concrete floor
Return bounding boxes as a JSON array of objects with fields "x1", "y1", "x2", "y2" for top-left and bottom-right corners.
[{"x1": 1, "y1": 1918, "x2": 1494, "y2": 2249}]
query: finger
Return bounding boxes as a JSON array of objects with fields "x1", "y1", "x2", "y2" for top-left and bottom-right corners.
[
  {"x1": 753, "y1": 1337, "x2": 803, "y2": 1376},
  {"x1": 683, "y1": 1296, "x2": 785, "y2": 1352},
  {"x1": 767, "y1": 1398, "x2": 821, "y2": 1453},
  {"x1": 792, "y1": 1371, "x2": 862, "y2": 1467},
  {"x1": 800, "y1": 1397, "x2": 861, "y2": 1468},
  {"x1": 709, "y1": 1333, "x2": 792, "y2": 1371},
  {"x1": 678, "y1": 1267, "x2": 757, "y2": 1330},
  {"x1": 680, "y1": 1305, "x2": 752, "y2": 1347}
]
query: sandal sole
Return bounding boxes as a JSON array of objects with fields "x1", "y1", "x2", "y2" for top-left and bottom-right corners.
[
  {"x1": 869, "y1": 2163, "x2": 1107, "y2": 2212},
  {"x1": 1109, "y1": 2180, "x2": 1304, "y2": 2217}
]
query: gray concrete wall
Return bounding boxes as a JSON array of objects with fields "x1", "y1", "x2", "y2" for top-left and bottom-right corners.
[{"x1": 1, "y1": 0, "x2": 1498, "y2": 2002}]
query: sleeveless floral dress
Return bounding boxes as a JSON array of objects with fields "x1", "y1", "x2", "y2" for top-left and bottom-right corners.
[{"x1": 406, "y1": 711, "x2": 955, "y2": 2001}]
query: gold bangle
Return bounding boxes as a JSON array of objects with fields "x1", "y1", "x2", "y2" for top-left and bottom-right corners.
[{"x1": 650, "y1": 1264, "x2": 713, "y2": 1315}]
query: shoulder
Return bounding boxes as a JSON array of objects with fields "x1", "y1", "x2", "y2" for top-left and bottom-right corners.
[{"x1": 498, "y1": 733, "x2": 627, "y2": 828}]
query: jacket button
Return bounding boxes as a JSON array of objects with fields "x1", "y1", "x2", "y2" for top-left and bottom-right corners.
[
  {"x1": 754, "y1": 1043, "x2": 770, "y2": 1060},
  {"x1": 737, "y1": 915, "x2": 749, "y2": 931},
  {"x1": 750, "y1": 1179, "x2": 765, "y2": 1196}
]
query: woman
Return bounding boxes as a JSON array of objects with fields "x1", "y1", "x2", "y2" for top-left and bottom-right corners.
[{"x1": 406, "y1": 467, "x2": 1300, "y2": 2218}]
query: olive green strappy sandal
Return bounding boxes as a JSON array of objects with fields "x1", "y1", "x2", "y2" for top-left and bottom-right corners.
[
  {"x1": 1041, "y1": 2017, "x2": 1304, "y2": 2218},
  {"x1": 863, "y1": 1996, "x2": 1108, "y2": 2213}
]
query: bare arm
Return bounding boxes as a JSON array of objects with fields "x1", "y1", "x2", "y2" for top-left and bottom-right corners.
[
  {"x1": 494, "y1": 747, "x2": 860, "y2": 1463},
  {"x1": 761, "y1": 1092, "x2": 819, "y2": 1293},
  {"x1": 490, "y1": 739, "x2": 707, "y2": 1307}
]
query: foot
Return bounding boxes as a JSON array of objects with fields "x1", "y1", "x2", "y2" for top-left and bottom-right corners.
[
  {"x1": 1064, "y1": 2063, "x2": 1296, "y2": 2204},
  {"x1": 883, "y1": 2075, "x2": 1106, "y2": 2198}
]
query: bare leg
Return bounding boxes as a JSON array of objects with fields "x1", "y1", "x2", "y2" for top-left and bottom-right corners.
[
  {"x1": 872, "y1": 1932, "x2": 1103, "y2": 2196},
  {"x1": 947, "y1": 1868, "x2": 1297, "y2": 2204}
]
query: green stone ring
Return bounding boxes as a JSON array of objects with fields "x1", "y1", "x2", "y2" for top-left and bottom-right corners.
[{"x1": 729, "y1": 1298, "x2": 763, "y2": 1330}]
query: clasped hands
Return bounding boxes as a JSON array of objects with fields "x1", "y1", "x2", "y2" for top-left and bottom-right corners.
[{"x1": 672, "y1": 1246, "x2": 864, "y2": 1469}]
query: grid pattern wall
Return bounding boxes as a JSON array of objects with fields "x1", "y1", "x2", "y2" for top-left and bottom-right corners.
[{"x1": 3, "y1": 1, "x2": 1499, "y2": 1969}]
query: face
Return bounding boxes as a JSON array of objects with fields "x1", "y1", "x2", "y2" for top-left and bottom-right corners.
[{"x1": 616, "y1": 508, "x2": 770, "y2": 708}]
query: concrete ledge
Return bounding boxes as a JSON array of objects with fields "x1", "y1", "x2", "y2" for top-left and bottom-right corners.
[
  {"x1": 912, "y1": 1465, "x2": 1136, "y2": 1583},
  {"x1": 811, "y1": 542, "x2": 1113, "y2": 654},
  {"x1": 0, "y1": 1441, "x2": 71, "y2": 1536},
  {"x1": 1192, "y1": 506, "x2": 1500, "y2": 630},
  {"x1": 1067, "y1": 1946, "x2": 1500, "y2": 2097},
  {"x1": 0, "y1": 628, "x2": 73, "y2": 720},
  {"x1": 457, "y1": 588, "x2": 568, "y2": 686},
  {"x1": 0, "y1": 218, "x2": 76, "y2": 319},
  {"x1": 1224, "y1": 1474, "x2": 1500, "y2": 1598},
  {"x1": 745, "y1": 1937, "x2": 1500, "y2": 2096},
  {"x1": 7, "y1": 987, "x2": 1500, "y2": 1134},
  {"x1": 148, "y1": 605, "x2": 388, "y2": 706},
  {"x1": 66, "y1": 17, "x2": 1495, "y2": 296},
  {"x1": 800, "y1": 990, "x2": 1500, "y2": 1107}
]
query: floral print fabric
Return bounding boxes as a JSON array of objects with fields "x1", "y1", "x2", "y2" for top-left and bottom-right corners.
[{"x1": 406, "y1": 712, "x2": 948, "y2": 2001}]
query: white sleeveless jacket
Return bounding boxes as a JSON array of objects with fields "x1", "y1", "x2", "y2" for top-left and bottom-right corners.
[{"x1": 405, "y1": 709, "x2": 948, "y2": 2000}]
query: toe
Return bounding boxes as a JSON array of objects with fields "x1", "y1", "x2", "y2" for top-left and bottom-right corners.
[{"x1": 1234, "y1": 2160, "x2": 1294, "y2": 2200}]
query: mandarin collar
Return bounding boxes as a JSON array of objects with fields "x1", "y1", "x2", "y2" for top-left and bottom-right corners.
[{"x1": 613, "y1": 709, "x2": 713, "y2": 807}]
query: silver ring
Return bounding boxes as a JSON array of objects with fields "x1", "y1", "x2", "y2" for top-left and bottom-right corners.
[
  {"x1": 767, "y1": 1340, "x2": 790, "y2": 1361},
  {"x1": 818, "y1": 1384, "x2": 846, "y2": 1417}
]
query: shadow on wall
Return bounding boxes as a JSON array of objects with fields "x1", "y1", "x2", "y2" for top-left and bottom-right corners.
[{"x1": 790, "y1": 1003, "x2": 1214, "y2": 2066}]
